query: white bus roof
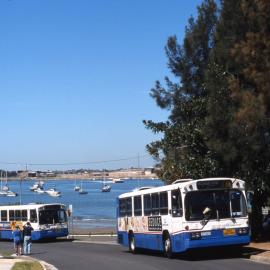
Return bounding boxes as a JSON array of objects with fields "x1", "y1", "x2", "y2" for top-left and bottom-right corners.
[
  {"x1": 0, "y1": 203, "x2": 66, "y2": 210},
  {"x1": 118, "y1": 177, "x2": 244, "y2": 199}
]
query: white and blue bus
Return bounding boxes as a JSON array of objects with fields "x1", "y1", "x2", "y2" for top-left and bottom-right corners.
[
  {"x1": 0, "y1": 203, "x2": 68, "y2": 240},
  {"x1": 117, "y1": 178, "x2": 250, "y2": 257}
]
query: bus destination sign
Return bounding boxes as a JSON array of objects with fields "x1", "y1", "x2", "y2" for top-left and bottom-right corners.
[{"x1": 197, "y1": 180, "x2": 232, "y2": 190}]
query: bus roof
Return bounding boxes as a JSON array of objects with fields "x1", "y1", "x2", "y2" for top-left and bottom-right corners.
[
  {"x1": 0, "y1": 203, "x2": 66, "y2": 210},
  {"x1": 118, "y1": 177, "x2": 245, "y2": 198}
]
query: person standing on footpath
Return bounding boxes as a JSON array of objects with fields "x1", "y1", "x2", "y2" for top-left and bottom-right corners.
[
  {"x1": 13, "y1": 225, "x2": 23, "y2": 256},
  {"x1": 23, "y1": 221, "x2": 34, "y2": 255}
]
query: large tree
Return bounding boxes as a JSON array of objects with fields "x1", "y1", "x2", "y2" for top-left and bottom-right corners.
[
  {"x1": 144, "y1": 0, "x2": 218, "y2": 183},
  {"x1": 204, "y1": 0, "x2": 248, "y2": 176},
  {"x1": 205, "y1": 0, "x2": 270, "y2": 240},
  {"x1": 145, "y1": 0, "x2": 270, "y2": 240},
  {"x1": 227, "y1": 0, "x2": 270, "y2": 240}
]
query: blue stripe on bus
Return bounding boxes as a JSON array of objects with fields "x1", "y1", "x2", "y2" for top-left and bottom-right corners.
[
  {"x1": 117, "y1": 229, "x2": 250, "y2": 253},
  {"x1": 31, "y1": 228, "x2": 69, "y2": 240},
  {"x1": 0, "y1": 228, "x2": 68, "y2": 241},
  {"x1": 0, "y1": 229, "x2": 13, "y2": 240}
]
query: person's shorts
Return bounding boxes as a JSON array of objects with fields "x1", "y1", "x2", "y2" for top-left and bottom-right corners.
[{"x1": 14, "y1": 240, "x2": 20, "y2": 245}]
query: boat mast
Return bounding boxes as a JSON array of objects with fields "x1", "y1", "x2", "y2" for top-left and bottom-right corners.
[{"x1": 0, "y1": 170, "x2": 2, "y2": 191}]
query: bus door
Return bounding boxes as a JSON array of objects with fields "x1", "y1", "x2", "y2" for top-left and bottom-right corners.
[{"x1": 171, "y1": 189, "x2": 184, "y2": 232}]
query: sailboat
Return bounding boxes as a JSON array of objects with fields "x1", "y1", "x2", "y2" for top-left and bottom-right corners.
[
  {"x1": 2, "y1": 171, "x2": 9, "y2": 192},
  {"x1": 101, "y1": 172, "x2": 111, "y2": 192},
  {"x1": 101, "y1": 184, "x2": 111, "y2": 192},
  {"x1": 30, "y1": 180, "x2": 44, "y2": 191},
  {"x1": 78, "y1": 181, "x2": 88, "y2": 195},
  {"x1": 0, "y1": 171, "x2": 17, "y2": 196},
  {"x1": 74, "y1": 178, "x2": 80, "y2": 191},
  {"x1": 0, "y1": 171, "x2": 7, "y2": 196}
]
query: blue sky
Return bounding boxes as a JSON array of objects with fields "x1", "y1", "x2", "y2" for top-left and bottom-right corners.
[{"x1": 0, "y1": 0, "x2": 202, "y2": 170}]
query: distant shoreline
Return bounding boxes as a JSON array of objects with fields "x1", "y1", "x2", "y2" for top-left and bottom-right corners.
[{"x1": 7, "y1": 176, "x2": 159, "y2": 181}]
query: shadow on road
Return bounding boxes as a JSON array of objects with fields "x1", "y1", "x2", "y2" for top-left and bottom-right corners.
[
  {"x1": 175, "y1": 246, "x2": 261, "y2": 261},
  {"x1": 34, "y1": 238, "x2": 73, "y2": 243},
  {"x1": 124, "y1": 246, "x2": 263, "y2": 261}
]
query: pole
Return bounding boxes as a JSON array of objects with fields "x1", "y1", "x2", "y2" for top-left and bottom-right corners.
[
  {"x1": 137, "y1": 153, "x2": 141, "y2": 188},
  {"x1": 20, "y1": 177, "x2": 22, "y2": 205}
]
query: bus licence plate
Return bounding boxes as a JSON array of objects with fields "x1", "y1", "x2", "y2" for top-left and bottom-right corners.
[{"x1": 223, "y1": 229, "x2": 235, "y2": 236}]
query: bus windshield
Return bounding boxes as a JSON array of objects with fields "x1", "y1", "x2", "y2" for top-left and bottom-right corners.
[
  {"x1": 39, "y1": 209, "x2": 67, "y2": 225},
  {"x1": 185, "y1": 189, "x2": 247, "y2": 221}
]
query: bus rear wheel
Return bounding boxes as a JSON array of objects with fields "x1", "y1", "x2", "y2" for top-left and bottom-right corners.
[
  {"x1": 163, "y1": 234, "x2": 174, "y2": 259},
  {"x1": 129, "y1": 233, "x2": 136, "y2": 254}
]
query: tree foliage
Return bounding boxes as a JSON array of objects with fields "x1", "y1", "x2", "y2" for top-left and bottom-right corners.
[
  {"x1": 144, "y1": 0, "x2": 218, "y2": 183},
  {"x1": 228, "y1": 0, "x2": 270, "y2": 239},
  {"x1": 144, "y1": 0, "x2": 270, "y2": 239}
]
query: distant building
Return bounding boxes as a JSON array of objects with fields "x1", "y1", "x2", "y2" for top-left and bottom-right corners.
[{"x1": 28, "y1": 171, "x2": 37, "y2": 178}]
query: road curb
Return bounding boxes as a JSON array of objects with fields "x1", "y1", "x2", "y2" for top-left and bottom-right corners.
[
  {"x1": 250, "y1": 252, "x2": 270, "y2": 265},
  {"x1": 39, "y1": 259, "x2": 59, "y2": 270}
]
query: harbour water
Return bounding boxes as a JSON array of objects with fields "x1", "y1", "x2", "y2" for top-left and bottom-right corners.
[{"x1": 0, "y1": 178, "x2": 163, "y2": 229}]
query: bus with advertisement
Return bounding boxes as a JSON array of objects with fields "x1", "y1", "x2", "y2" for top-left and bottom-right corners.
[{"x1": 117, "y1": 178, "x2": 250, "y2": 257}]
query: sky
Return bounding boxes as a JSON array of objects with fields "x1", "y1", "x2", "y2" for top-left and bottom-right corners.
[{"x1": 0, "y1": 0, "x2": 202, "y2": 171}]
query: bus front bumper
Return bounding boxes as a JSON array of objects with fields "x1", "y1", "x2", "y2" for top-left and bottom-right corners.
[{"x1": 32, "y1": 228, "x2": 69, "y2": 240}]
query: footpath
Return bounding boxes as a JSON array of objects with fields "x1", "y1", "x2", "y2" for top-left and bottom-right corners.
[
  {"x1": 248, "y1": 242, "x2": 270, "y2": 264},
  {"x1": 0, "y1": 254, "x2": 57, "y2": 270},
  {"x1": 1, "y1": 238, "x2": 270, "y2": 269}
]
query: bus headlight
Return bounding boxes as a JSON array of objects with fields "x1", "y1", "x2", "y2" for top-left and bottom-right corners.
[
  {"x1": 39, "y1": 225, "x2": 46, "y2": 230},
  {"x1": 190, "y1": 232, "x2": 201, "y2": 240},
  {"x1": 237, "y1": 227, "x2": 249, "y2": 235}
]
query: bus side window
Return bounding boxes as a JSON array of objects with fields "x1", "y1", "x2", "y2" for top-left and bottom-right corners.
[
  {"x1": 160, "y1": 192, "x2": 168, "y2": 215},
  {"x1": 119, "y1": 198, "x2": 132, "y2": 217},
  {"x1": 119, "y1": 199, "x2": 126, "y2": 217},
  {"x1": 15, "y1": 210, "x2": 21, "y2": 221},
  {"x1": 134, "y1": 196, "x2": 142, "y2": 216},
  {"x1": 30, "y1": 209, "x2": 37, "y2": 223},
  {"x1": 1, "y1": 210, "x2": 7, "y2": 221},
  {"x1": 126, "y1": 198, "x2": 132, "y2": 217},
  {"x1": 22, "y1": 210, "x2": 27, "y2": 221},
  {"x1": 144, "y1": 194, "x2": 151, "y2": 216},
  {"x1": 9, "y1": 210, "x2": 15, "y2": 221},
  {"x1": 171, "y1": 189, "x2": 183, "y2": 217},
  {"x1": 151, "y1": 193, "x2": 160, "y2": 215}
]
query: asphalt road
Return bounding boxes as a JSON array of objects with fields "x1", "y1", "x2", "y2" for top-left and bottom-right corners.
[{"x1": 1, "y1": 239, "x2": 269, "y2": 270}]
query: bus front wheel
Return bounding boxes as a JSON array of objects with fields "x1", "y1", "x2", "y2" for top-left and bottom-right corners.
[
  {"x1": 163, "y1": 234, "x2": 174, "y2": 259},
  {"x1": 129, "y1": 233, "x2": 136, "y2": 254}
]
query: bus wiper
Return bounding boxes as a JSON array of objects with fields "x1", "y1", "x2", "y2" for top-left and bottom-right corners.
[
  {"x1": 230, "y1": 213, "x2": 236, "y2": 223},
  {"x1": 200, "y1": 207, "x2": 211, "y2": 228},
  {"x1": 200, "y1": 218, "x2": 210, "y2": 227}
]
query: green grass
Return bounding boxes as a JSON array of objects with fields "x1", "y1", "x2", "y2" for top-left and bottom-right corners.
[
  {"x1": 0, "y1": 251, "x2": 13, "y2": 258},
  {"x1": 11, "y1": 261, "x2": 43, "y2": 270}
]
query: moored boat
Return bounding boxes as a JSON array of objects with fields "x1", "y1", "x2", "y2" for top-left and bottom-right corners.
[
  {"x1": 6, "y1": 190, "x2": 18, "y2": 197},
  {"x1": 78, "y1": 188, "x2": 88, "y2": 195},
  {"x1": 46, "y1": 188, "x2": 61, "y2": 197},
  {"x1": 74, "y1": 179, "x2": 80, "y2": 191},
  {"x1": 101, "y1": 184, "x2": 111, "y2": 192},
  {"x1": 2, "y1": 185, "x2": 9, "y2": 191},
  {"x1": 78, "y1": 181, "x2": 88, "y2": 194},
  {"x1": 30, "y1": 181, "x2": 44, "y2": 191},
  {"x1": 35, "y1": 187, "x2": 45, "y2": 194},
  {"x1": 113, "y1": 178, "x2": 124, "y2": 183}
]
